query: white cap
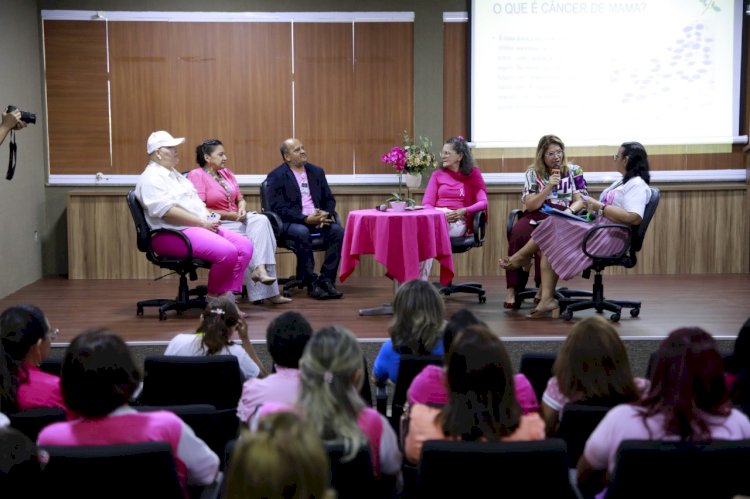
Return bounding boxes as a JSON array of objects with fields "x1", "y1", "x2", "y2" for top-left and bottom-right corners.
[{"x1": 147, "y1": 131, "x2": 185, "y2": 154}]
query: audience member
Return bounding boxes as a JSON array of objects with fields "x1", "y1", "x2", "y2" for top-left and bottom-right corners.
[
  {"x1": 225, "y1": 411, "x2": 334, "y2": 499},
  {"x1": 373, "y1": 280, "x2": 445, "y2": 384},
  {"x1": 542, "y1": 315, "x2": 647, "y2": 435},
  {"x1": 407, "y1": 309, "x2": 539, "y2": 414},
  {"x1": 403, "y1": 324, "x2": 545, "y2": 464},
  {"x1": 0, "y1": 426, "x2": 42, "y2": 497},
  {"x1": 38, "y1": 328, "x2": 219, "y2": 493},
  {"x1": 728, "y1": 317, "x2": 750, "y2": 406},
  {"x1": 0, "y1": 108, "x2": 26, "y2": 146},
  {"x1": 419, "y1": 136, "x2": 488, "y2": 280},
  {"x1": 188, "y1": 139, "x2": 291, "y2": 304},
  {"x1": 256, "y1": 326, "x2": 402, "y2": 478},
  {"x1": 135, "y1": 131, "x2": 252, "y2": 300},
  {"x1": 504, "y1": 134, "x2": 587, "y2": 308},
  {"x1": 164, "y1": 297, "x2": 265, "y2": 380},
  {"x1": 0, "y1": 305, "x2": 65, "y2": 413},
  {"x1": 577, "y1": 327, "x2": 750, "y2": 496},
  {"x1": 501, "y1": 141, "x2": 651, "y2": 318},
  {"x1": 236, "y1": 311, "x2": 312, "y2": 425},
  {"x1": 265, "y1": 138, "x2": 344, "y2": 300}
]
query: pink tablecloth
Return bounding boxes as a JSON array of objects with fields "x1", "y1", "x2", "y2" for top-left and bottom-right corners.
[{"x1": 339, "y1": 208, "x2": 455, "y2": 286}]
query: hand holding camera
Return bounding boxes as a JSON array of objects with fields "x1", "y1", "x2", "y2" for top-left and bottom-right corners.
[{"x1": 5, "y1": 105, "x2": 36, "y2": 125}]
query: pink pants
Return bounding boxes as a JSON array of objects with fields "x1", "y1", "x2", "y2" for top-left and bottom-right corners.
[{"x1": 152, "y1": 227, "x2": 253, "y2": 295}]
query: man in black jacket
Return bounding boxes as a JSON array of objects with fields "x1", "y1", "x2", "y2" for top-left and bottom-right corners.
[{"x1": 266, "y1": 138, "x2": 344, "y2": 299}]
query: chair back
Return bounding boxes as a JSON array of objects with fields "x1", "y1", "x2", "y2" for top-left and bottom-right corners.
[
  {"x1": 9, "y1": 406, "x2": 67, "y2": 441},
  {"x1": 556, "y1": 403, "x2": 611, "y2": 466},
  {"x1": 518, "y1": 351, "x2": 557, "y2": 403},
  {"x1": 418, "y1": 438, "x2": 577, "y2": 498},
  {"x1": 40, "y1": 441, "x2": 184, "y2": 498},
  {"x1": 139, "y1": 355, "x2": 243, "y2": 409},
  {"x1": 325, "y1": 440, "x2": 376, "y2": 499},
  {"x1": 126, "y1": 189, "x2": 153, "y2": 255},
  {"x1": 606, "y1": 439, "x2": 750, "y2": 499},
  {"x1": 389, "y1": 355, "x2": 443, "y2": 431}
]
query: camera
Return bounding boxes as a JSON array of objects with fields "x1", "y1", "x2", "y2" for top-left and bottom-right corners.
[{"x1": 6, "y1": 105, "x2": 36, "y2": 125}]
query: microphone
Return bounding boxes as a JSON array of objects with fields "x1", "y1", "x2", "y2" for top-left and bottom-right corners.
[{"x1": 550, "y1": 164, "x2": 561, "y2": 197}]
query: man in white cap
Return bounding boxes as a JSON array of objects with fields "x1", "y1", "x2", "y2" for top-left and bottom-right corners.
[{"x1": 134, "y1": 131, "x2": 253, "y2": 300}]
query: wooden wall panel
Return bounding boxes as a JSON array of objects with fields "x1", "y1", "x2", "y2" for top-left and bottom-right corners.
[
  {"x1": 44, "y1": 21, "x2": 110, "y2": 173},
  {"x1": 293, "y1": 23, "x2": 354, "y2": 173},
  {"x1": 68, "y1": 186, "x2": 747, "y2": 280},
  {"x1": 354, "y1": 23, "x2": 414, "y2": 173},
  {"x1": 109, "y1": 22, "x2": 293, "y2": 174},
  {"x1": 443, "y1": 22, "x2": 468, "y2": 141}
]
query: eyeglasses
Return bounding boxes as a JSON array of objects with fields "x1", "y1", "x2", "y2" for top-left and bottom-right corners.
[
  {"x1": 613, "y1": 153, "x2": 626, "y2": 160},
  {"x1": 47, "y1": 328, "x2": 59, "y2": 341},
  {"x1": 545, "y1": 150, "x2": 563, "y2": 158}
]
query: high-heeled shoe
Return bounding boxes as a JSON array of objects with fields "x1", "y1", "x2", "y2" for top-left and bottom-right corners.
[
  {"x1": 250, "y1": 267, "x2": 277, "y2": 286},
  {"x1": 499, "y1": 255, "x2": 532, "y2": 271},
  {"x1": 526, "y1": 300, "x2": 560, "y2": 319}
]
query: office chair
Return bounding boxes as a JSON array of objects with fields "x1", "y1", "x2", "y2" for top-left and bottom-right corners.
[
  {"x1": 259, "y1": 179, "x2": 341, "y2": 296},
  {"x1": 560, "y1": 187, "x2": 660, "y2": 322},
  {"x1": 605, "y1": 439, "x2": 750, "y2": 499},
  {"x1": 555, "y1": 403, "x2": 611, "y2": 466},
  {"x1": 138, "y1": 355, "x2": 243, "y2": 410},
  {"x1": 418, "y1": 438, "x2": 578, "y2": 498},
  {"x1": 325, "y1": 440, "x2": 379, "y2": 499},
  {"x1": 127, "y1": 190, "x2": 211, "y2": 320},
  {"x1": 438, "y1": 210, "x2": 487, "y2": 303}
]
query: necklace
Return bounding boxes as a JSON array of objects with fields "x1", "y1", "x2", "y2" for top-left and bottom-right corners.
[{"x1": 205, "y1": 167, "x2": 232, "y2": 203}]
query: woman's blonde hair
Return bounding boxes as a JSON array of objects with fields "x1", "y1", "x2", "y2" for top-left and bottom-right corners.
[
  {"x1": 532, "y1": 134, "x2": 570, "y2": 179},
  {"x1": 388, "y1": 280, "x2": 444, "y2": 354},
  {"x1": 225, "y1": 412, "x2": 334, "y2": 499},
  {"x1": 298, "y1": 326, "x2": 368, "y2": 459}
]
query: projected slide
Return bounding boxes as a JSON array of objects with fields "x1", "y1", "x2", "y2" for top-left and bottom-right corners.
[{"x1": 471, "y1": 0, "x2": 741, "y2": 147}]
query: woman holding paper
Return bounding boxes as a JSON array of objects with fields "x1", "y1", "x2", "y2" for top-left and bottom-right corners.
[
  {"x1": 504, "y1": 134, "x2": 587, "y2": 309},
  {"x1": 500, "y1": 141, "x2": 652, "y2": 318}
]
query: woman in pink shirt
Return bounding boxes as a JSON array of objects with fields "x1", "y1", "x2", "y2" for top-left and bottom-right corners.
[
  {"x1": 419, "y1": 136, "x2": 488, "y2": 279},
  {"x1": 0, "y1": 305, "x2": 65, "y2": 413}
]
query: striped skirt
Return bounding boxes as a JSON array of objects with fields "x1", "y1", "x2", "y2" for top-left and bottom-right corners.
[{"x1": 530, "y1": 215, "x2": 630, "y2": 281}]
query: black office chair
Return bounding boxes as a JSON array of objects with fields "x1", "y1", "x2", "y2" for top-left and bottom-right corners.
[
  {"x1": 555, "y1": 403, "x2": 611, "y2": 466},
  {"x1": 126, "y1": 190, "x2": 211, "y2": 320},
  {"x1": 375, "y1": 354, "x2": 443, "y2": 435},
  {"x1": 438, "y1": 211, "x2": 487, "y2": 303},
  {"x1": 518, "y1": 351, "x2": 557, "y2": 403},
  {"x1": 259, "y1": 179, "x2": 341, "y2": 296},
  {"x1": 418, "y1": 438, "x2": 578, "y2": 498},
  {"x1": 8, "y1": 406, "x2": 66, "y2": 441},
  {"x1": 325, "y1": 440, "x2": 380, "y2": 499},
  {"x1": 560, "y1": 187, "x2": 660, "y2": 322},
  {"x1": 138, "y1": 355, "x2": 243, "y2": 410},
  {"x1": 605, "y1": 439, "x2": 750, "y2": 499}
]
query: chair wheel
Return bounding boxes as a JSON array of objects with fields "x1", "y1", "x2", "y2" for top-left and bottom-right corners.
[
  {"x1": 137, "y1": 306, "x2": 143, "y2": 316},
  {"x1": 630, "y1": 308, "x2": 640, "y2": 318},
  {"x1": 478, "y1": 296, "x2": 486, "y2": 304},
  {"x1": 610, "y1": 313, "x2": 621, "y2": 322},
  {"x1": 561, "y1": 310, "x2": 573, "y2": 321},
  {"x1": 159, "y1": 311, "x2": 167, "y2": 321}
]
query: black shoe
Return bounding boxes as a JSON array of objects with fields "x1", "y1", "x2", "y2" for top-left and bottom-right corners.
[
  {"x1": 319, "y1": 278, "x2": 343, "y2": 299},
  {"x1": 309, "y1": 281, "x2": 331, "y2": 300}
]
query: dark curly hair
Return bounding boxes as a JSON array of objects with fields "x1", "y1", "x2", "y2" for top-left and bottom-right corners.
[
  {"x1": 443, "y1": 136, "x2": 475, "y2": 176},
  {"x1": 620, "y1": 141, "x2": 650, "y2": 185},
  {"x1": 196, "y1": 139, "x2": 224, "y2": 167}
]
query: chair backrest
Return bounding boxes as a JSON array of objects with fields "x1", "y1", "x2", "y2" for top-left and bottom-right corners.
[
  {"x1": 606, "y1": 439, "x2": 750, "y2": 499},
  {"x1": 518, "y1": 351, "x2": 557, "y2": 403},
  {"x1": 556, "y1": 403, "x2": 611, "y2": 466},
  {"x1": 9, "y1": 406, "x2": 67, "y2": 441},
  {"x1": 325, "y1": 440, "x2": 376, "y2": 499},
  {"x1": 126, "y1": 189, "x2": 152, "y2": 255},
  {"x1": 139, "y1": 355, "x2": 243, "y2": 409},
  {"x1": 629, "y1": 186, "x2": 660, "y2": 253},
  {"x1": 390, "y1": 355, "x2": 444, "y2": 429},
  {"x1": 40, "y1": 441, "x2": 184, "y2": 498},
  {"x1": 418, "y1": 438, "x2": 578, "y2": 498}
]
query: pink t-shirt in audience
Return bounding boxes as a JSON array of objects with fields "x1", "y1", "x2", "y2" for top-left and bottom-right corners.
[
  {"x1": 236, "y1": 367, "x2": 301, "y2": 425},
  {"x1": 541, "y1": 376, "x2": 651, "y2": 412},
  {"x1": 407, "y1": 365, "x2": 540, "y2": 414},
  {"x1": 17, "y1": 363, "x2": 66, "y2": 412}
]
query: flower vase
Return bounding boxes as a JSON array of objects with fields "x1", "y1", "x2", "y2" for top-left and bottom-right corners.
[
  {"x1": 405, "y1": 172, "x2": 422, "y2": 189},
  {"x1": 389, "y1": 201, "x2": 407, "y2": 212}
]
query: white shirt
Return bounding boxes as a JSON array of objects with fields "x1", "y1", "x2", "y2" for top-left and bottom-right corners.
[
  {"x1": 134, "y1": 161, "x2": 209, "y2": 230},
  {"x1": 164, "y1": 333, "x2": 261, "y2": 380}
]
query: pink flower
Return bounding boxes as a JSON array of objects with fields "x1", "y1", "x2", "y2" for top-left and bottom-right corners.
[{"x1": 381, "y1": 146, "x2": 406, "y2": 172}]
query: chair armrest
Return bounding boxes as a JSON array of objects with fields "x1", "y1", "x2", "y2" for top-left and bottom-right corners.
[
  {"x1": 148, "y1": 227, "x2": 195, "y2": 260},
  {"x1": 259, "y1": 211, "x2": 283, "y2": 238},
  {"x1": 581, "y1": 223, "x2": 633, "y2": 261},
  {"x1": 472, "y1": 211, "x2": 486, "y2": 245},
  {"x1": 506, "y1": 209, "x2": 523, "y2": 241}
]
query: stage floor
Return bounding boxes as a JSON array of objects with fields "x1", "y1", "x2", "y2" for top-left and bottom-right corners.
[{"x1": 0, "y1": 274, "x2": 747, "y2": 344}]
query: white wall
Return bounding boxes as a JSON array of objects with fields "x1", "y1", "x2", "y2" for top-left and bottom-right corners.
[{"x1": 0, "y1": 0, "x2": 45, "y2": 298}]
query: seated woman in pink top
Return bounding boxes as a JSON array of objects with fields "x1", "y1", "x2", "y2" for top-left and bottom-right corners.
[
  {"x1": 38, "y1": 328, "x2": 219, "y2": 495},
  {"x1": 419, "y1": 136, "x2": 488, "y2": 279},
  {"x1": 408, "y1": 309, "x2": 539, "y2": 414},
  {"x1": 403, "y1": 324, "x2": 545, "y2": 464},
  {"x1": 577, "y1": 327, "x2": 750, "y2": 497},
  {"x1": 0, "y1": 305, "x2": 66, "y2": 413}
]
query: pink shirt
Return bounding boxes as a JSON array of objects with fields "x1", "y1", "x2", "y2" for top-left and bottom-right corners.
[
  {"x1": 541, "y1": 376, "x2": 651, "y2": 413},
  {"x1": 17, "y1": 363, "x2": 66, "y2": 412},
  {"x1": 422, "y1": 168, "x2": 488, "y2": 214},
  {"x1": 236, "y1": 367, "x2": 301, "y2": 425},
  {"x1": 186, "y1": 167, "x2": 242, "y2": 212},
  {"x1": 407, "y1": 365, "x2": 539, "y2": 414},
  {"x1": 291, "y1": 168, "x2": 316, "y2": 216}
]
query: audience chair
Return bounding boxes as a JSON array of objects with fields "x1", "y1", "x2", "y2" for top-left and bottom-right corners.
[
  {"x1": 555, "y1": 403, "x2": 611, "y2": 467},
  {"x1": 8, "y1": 406, "x2": 66, "y2": 441},
  {"x1": 418, "y1": 438, "x2": 578, "y2": 499},
  {"x1": 438, "y1": 211, "x2": 487, "y2": 303},
  {"x1": 560, "y1": 187, "x2": 660, "y2": 322},
  {"x1": 138, "y1": 355, "x2": 243, "y2": 410},
  {"x1": 325, "y1": 439, "x2": 382, "y2": 499},
  {"x1": 39, "y1": 357, "x2": 62, "y2": 377},
  {"x1": 518, "y1": 351, "x2": 557, "y2": 403},
  {"x1": 375, "y1": 354, "x2": 443, "y2": 434},
  {"x1": 0, "y1": 427, "x2": 43, "y2": 498},
  {"x1": 259, "y1": 179, "x2": 341, "y2": 297},
  {"x1": 605, "y1": 439, "x2": 750, "y2": 499},
  {"x1": 127, "y1": 190, "x2": 211, "y2": 320}
]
